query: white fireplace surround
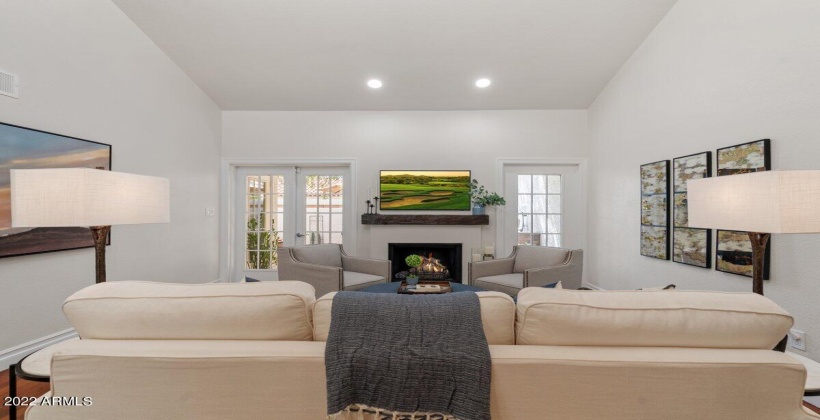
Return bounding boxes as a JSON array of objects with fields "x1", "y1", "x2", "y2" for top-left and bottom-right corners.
[{"x1": 367, "y1": 224, "x2": 486, "y2": 284}]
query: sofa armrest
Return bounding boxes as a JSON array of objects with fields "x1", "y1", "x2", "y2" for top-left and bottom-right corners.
[
  {"x1": 287, "y1": 262, "x2": 342, "y2": 297},
  {"x1": 524, "y1": 249, "x2": 583, "y2": 290},
  {"x1": 469, "y1": 258, "x2": 515, "y2": 285},
  {"x1": 523, "y1": 264, "x2": 579, "y2": 289},
  {"x1": 341, "y1": 255, "x2": 391, "y2": 281}
]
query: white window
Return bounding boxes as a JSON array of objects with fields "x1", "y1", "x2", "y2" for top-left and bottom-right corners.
[
  {"x1": 501, "y1": 162, "x2": 583, "y2": 257},
  {"x1": 516, "y1": 174, "x2": 562, "y2": 247},
  {"x1": 232, "y1": 165, "x2": 351, "y2": 281},
  {"x1": 244, "y1": 174, "x2": 285, "y2": 270}
]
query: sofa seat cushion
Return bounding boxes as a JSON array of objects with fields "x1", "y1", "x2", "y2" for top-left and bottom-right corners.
[
  {"x1": 63, "y1": 281, "x2": 316, "y2": 341},
  {"x1": 343, "y1": 271, "x2": 384, "y2": 287},
  {"x1": 293, "y1": 244, "x2": 343, "y2": 268},
  {"x1": 475, "y1": 273, "x2": 523, "y2": 288},
  {"x1": 513, "y1": 246, "x2": 569, "y2": 273},
  {"x1": 313, "y1": 291, "x2": 515, "y2": 344},
  {"x1": 515, "y1": 288, "x2": 793, "y2": 349}
]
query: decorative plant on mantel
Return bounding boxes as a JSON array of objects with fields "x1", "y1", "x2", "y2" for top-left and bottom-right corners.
[{"x1": 469, "y1": 179, "x2": 506, "y2": 215}]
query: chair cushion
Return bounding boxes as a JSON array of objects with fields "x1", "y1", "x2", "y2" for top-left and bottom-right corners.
[
  {"x1": 312, "y1": 291, "x2": 515, "y2": 344},
  {"x1": 293, "y1": 244, "x2": 343, "y2": 268},
  {"x1": 475, "y1": 273, "x2": 523, "y2": 289},
  {"x1": 513, "y1": 246, "x2": 569, "y2": 273},
  {"x1": 63, "y1": 281, "x2": 316, "y2": 341},
  {"x1": 515, "y1": 288, "x2": 793, "y2": 349},
  {"x1": 343, "y1": 271, "x2": 384, "y2": 287}
]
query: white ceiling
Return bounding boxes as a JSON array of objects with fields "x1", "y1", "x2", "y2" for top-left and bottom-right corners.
[{"x1": 112, "y1": 0, "x2": 678, "y2": 111}]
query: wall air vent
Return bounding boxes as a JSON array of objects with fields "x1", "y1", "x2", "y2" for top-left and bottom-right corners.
[{"x1": 0, "y1": 69, "x2": 20, "y2": 98}]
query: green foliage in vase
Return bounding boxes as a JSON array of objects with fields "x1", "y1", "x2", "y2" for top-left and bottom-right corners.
[
  {"x1": 246, "y1": 215, "x2": 281, "y2": 269},
  {"x1": 469, "y1": 179, "x2": 507, "y2": 206},
  {"x1": 405, "y1": 254, "x2": 423, "y2": 268}
]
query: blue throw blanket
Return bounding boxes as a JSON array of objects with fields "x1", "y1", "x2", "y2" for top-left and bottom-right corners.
[{"x1": 325, "y1": 291, "x2": 492, "y2": 420}]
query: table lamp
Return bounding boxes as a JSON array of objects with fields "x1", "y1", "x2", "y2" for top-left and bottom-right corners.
[
  {"x1": 688, "y1": 170, "x2": 820, "y2": 295},
  {"x1": 10, "y1": 168, "x2": 170, "y2": 283}
]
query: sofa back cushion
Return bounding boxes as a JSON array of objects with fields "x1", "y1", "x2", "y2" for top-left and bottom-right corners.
[
  {"x1": 293, "y1": 244, "x2": 343, "y2": 268},
  {"x1": 313, "y1": 291, "x2": 516, "y2": 345},
  {"x1": 515, "y1": 288, "x2": 793, "y2": 349},
  {"x1": 513, "y1": 246, "x2": 569, "y2": 273},
  {"x1": 64, "y1": 281, "x2": 316, "y2": 341}
]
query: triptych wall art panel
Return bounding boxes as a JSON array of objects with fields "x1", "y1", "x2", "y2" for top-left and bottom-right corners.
[
  {"x1": 640, "y1": 160, "x2": 669, "y2": 260},
  {"x1": 672, "y1": 152, "x2": 712, "y2": 268},
  {"x1": 715, "y1": 139, "x2": 771, "y2": 278},
  {"x1": 640, "y1": 139, "x2": 772, "y2": 282}
]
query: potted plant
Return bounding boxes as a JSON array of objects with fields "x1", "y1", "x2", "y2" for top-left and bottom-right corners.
[
  {"x1": 405, "y1": 254, "x2": 423, "y2": 285},
  {"x1": 469, "y1": 179, "x2": 507, "y2": 215}
]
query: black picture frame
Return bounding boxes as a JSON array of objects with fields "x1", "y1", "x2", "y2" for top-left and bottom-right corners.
[
  {"x1": 640, "y1": 160, "x2": 670, "y2": 260},
  {"x1": 716, "y1": 229, "x2": 771, "y2": 280},
  {"x1": 715, "y1": 139, "x2": 772, "y2": 279},
  {"x1": 379, "y1": 170, "x2": 472, "y2": 211},
  {"x1": 672, "y1": 151, "x2": 712, "y2": 268},
  {"x1": 0, "y1": 122, "x2": 112, "y2": 259},
  {"x1": 716, "y1": 139, "x2": 771, "y2": 176}
]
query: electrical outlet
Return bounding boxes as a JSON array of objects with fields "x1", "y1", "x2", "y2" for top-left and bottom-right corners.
[
  {"x1": 205, "y1": 207, "x2": 216, "y2": 217},
  {"x1": 789, "y1": 329, "x2": 806, "y2": 351}
]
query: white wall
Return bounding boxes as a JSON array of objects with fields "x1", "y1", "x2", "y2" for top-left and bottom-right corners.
[
  {"x1": 222, "y1": 110, "x2": 588, "y2": 278},
  {"x1": 0, "y1": 1, "x2": 222, "y2": 353},
  {"x1": 588, "y1": 0, "x2": 820, "y2": 358}
]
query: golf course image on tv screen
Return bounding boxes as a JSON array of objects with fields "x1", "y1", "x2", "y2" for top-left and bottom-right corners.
[{"x1": 380, "y1": 170, "x2": 471, "y2": 210}]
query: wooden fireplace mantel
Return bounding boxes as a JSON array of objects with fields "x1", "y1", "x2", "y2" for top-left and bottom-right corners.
[{"x1": 361, "y1": 214, "x2": 489, "y2": 226}]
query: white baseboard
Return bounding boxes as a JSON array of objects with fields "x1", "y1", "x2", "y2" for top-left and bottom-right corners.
[{"x1": 0, "y1": 328, "x2": 78, "y2": 367}]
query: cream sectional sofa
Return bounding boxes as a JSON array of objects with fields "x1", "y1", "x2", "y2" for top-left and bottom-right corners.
[{"x1": 25, "y1": 281, "x2": 819, "y2": 420}]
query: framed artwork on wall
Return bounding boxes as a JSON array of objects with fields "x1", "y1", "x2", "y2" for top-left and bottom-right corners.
[
  {"x1": 0, "y1": 122, "x2": 112, "y2": 258},
  {"x1": 379, "y1": 170, "x2": 471, "y2": 211},
  {"x1": 716, "y1": 229, "x2": 771, "y2": 279},
  {"x1": 640, "y1": 160, "x2": 669, "y2": 260},
  {"x1": 716, "y1": 139, "x2": 771, "y2": 176},
  {"x1": 715, "y1": 139, "x2": 772, "y2": 278},
  {"x1": 672, "y1": 152, "x2": 712, "y2": 268}
]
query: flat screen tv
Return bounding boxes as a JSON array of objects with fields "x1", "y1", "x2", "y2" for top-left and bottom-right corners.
[{"x1": 380, "y1": 170, "x2": 471, "y2": 211}]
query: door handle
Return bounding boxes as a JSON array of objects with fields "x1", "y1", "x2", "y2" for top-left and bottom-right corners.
[{"x1": 296, "y1": 233, "x2": 305, "y2": 238}]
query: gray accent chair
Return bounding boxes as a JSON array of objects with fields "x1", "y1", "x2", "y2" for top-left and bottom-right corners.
[
  {"x1": 468, "y1": 245, "x2": 583, "y2": 297},
  {"x1": 277, "y1": 244, "x2": 390, "y2": 297}
]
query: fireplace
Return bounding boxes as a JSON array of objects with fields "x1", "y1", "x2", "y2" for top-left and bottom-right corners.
[{"x1": 388, "y1": 243, "x2": 462, "y2": 283}]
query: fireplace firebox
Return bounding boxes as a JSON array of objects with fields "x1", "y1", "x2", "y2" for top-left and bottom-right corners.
[{"x1": 388, "y1": 243, "x2": 462, "y2": 283}]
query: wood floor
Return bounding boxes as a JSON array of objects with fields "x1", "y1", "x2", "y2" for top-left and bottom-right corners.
[
  {"x1": 1, "y1": 368, "x2": 50, "y2": 420},
  {"x1": 1, "y1": 365, "x2": 820, "y2": 419}
]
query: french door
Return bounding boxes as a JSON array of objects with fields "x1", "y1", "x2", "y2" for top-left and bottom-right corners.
[
  {"x1": 233, "y1": 165, "x2": 350, "y2": 281},
  {"x1": 500, "y1": 164, "x2": 583, "y2": 257}
]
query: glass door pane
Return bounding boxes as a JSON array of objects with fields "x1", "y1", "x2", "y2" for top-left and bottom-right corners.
[
  {"x1": 302, "y1": 174, "x2": 344, "y2": 245},
  {"x1": 244, "y1": 175, "x2": 285, "y2": 270},
  {"x1": 234, "y1": 167, "x2": 293, "y2": 281},
  {"x1": 515, "y1": 173, "x2": 562, "y2": 247}
]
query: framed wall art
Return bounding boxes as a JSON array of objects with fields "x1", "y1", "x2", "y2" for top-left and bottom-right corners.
[
  {"x1": 672, "y1": 152, "x2": 712, "y2": 268},
  {"x1": 716, "y1": 229, "x2": 771, "y2": 279},
  {"x1": 716, "y1": 139, "x2": 771, "y2": 176},
  {"x1": 379, "y1": 170, "x2": 471, "y2": 210},
  {"x1": 715, "y1": 139, "x2": 771, "y2": 278},
  {"x1": 640, "y1": 160, "x2": 670, "y2": 260},
  {"x1": 0, "y1": 122, "x2": 112, "y2": 258}
]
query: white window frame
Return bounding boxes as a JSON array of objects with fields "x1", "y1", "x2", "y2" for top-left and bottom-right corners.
[
  {"x1": 495, "y1": 158, "x2": 588, "y2": 261},
  {"x1": 220, "y1": 158, "x2": 358, "y2": 282}
]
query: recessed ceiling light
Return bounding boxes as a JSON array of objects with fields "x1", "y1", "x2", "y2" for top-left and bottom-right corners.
[
  {"x1": 367, "y1": 79, "x2": 383, "y2": 89},
  {"x1": 475, "y1": 78, "x2": 492, "y2": 88}
]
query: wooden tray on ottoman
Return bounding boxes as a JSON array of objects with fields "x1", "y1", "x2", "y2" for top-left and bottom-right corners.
[{"x1": 397, "y1": 281, "x2": 453, "y2": 294}]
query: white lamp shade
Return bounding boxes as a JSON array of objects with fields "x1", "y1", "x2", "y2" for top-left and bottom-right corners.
[
  {"x1": 687, "y1": 170, "x2": 820, "y2": 234},
  {"x1": 10, "y1": 168, "x2": 170, "y2": 227}
]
